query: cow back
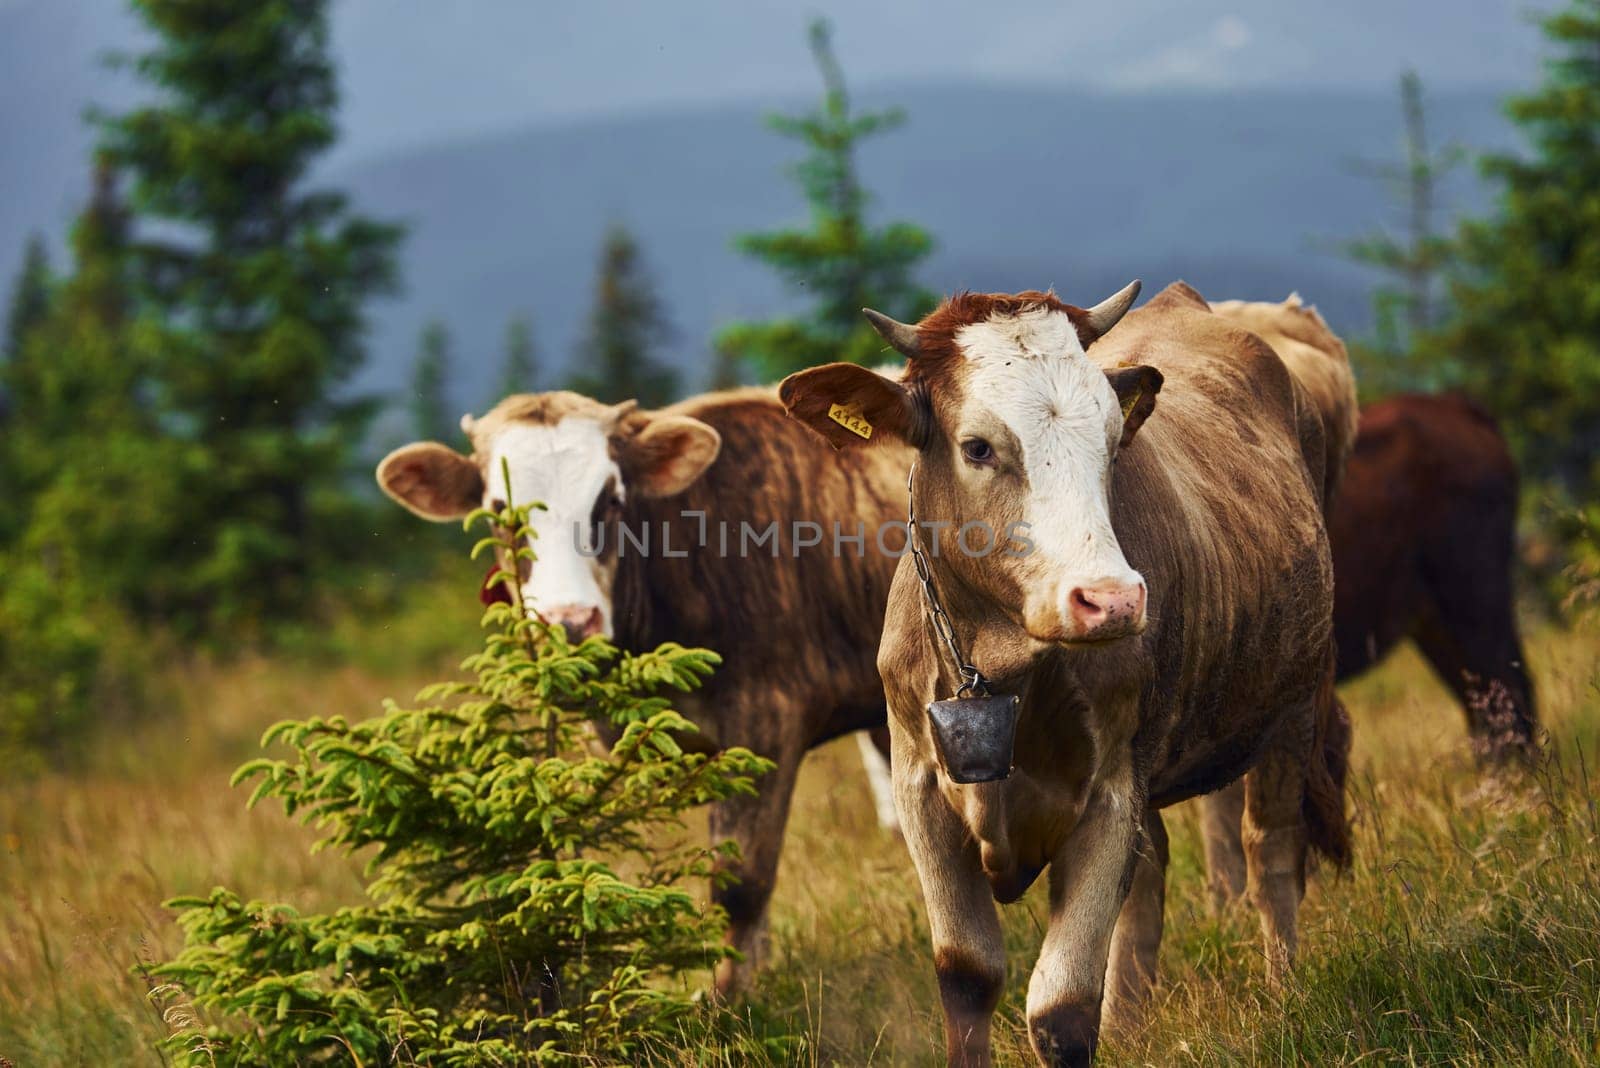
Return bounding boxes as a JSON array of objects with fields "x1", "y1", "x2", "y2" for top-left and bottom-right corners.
[
  {"x1": 1212, "y1": 296, "x2": 1358, "y2": 510},
  {"x1": 613, "y1": 386, "x2": 914, "y2": 746}
]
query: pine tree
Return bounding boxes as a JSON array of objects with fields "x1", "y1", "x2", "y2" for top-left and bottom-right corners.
[
  {"x1": 1417, "y1": 0, "x2": 1600, "y2": 507},
  {"x1": 409, "y1": 320, "x2": 454, "y2": 442},
  {"x1": 97, "y1": 0, "x2": 402, "y2": 625},
  {"x1": 569, "y1": 226, "x2": 679, "y2": 407},
  {"x1": 1340, "y1": 71, "x2": 1465, "y2": 395},
  {"x1": 0, "y1": 232, "x2": 54, "y2": 496},
  {"x1": 2, "y1": 233, "x2": 52, "y2": 368},
  {"x1": 706, "y1": 338, "x2": 745, "y2": 392},
  {"x1": 154, "y1": 498, "x2": 771, "y2": 1063},
  {"x1": 495, "y1": 314, "x2": 539, "y2": 399},
  {"x1": 4, "y1": 158, "x2": 142, "y2": 511},
  {"x1": 0, "y1": 159, "x2": 172, "y2": 762},
  {"x1": 717, "y1": 18, "x2": 935, "y2": 381}
]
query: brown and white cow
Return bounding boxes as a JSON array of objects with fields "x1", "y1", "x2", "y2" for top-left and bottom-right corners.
[
  {"x1": 1195, "y1": 295, "x2": 1359, "y2": 907},
  {"x1": 376, "y1": 387, "x2": 911, "y2": 996},
  {"x1": 782, "y1": 281, "x2": 1351, "y2": 1066}
]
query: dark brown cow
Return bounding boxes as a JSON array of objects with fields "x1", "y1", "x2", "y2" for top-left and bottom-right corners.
[
  {"x1": 782, "y1": 281, "x2": 1352, "y2": 1066},
  {"x1": 1330, "y1": 392, "x2": 1536, "y2": 751},
  {"x1": 377, "y1": 387, "x2": 910, "y2": 996}
]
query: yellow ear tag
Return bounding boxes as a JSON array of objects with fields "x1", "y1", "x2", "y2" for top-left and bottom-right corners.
[
  {"x1": 1120, "y1": 389, "x2": 1143, "y2": 420},
  {"x1": 827, "y1": 402, "x2": 874, "y2": 439}
]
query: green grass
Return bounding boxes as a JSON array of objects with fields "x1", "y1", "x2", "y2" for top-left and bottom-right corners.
[{"x1": 2, "y1": 606, "x2": 1597, "y2": 1065}]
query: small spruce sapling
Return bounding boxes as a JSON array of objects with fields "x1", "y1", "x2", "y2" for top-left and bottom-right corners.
[{"x1": 152, "y1": 472, "x2": 773, "y2": 1064}]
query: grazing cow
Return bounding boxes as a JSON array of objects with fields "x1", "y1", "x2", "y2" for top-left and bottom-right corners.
[
  {"x1": 376, "y1": 388, "x2": 911, "y2": 996},
  {"x1": 782, "y1": 281, "x2": 1351, "y2": 1066},
  {"x1": 1328, "y1": 392, "x2": 1536, "y2": 751}
]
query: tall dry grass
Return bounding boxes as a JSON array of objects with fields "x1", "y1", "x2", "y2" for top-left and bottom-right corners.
[{"x1": 1, "y1": 611, "x2": 1596, "y2": 1066}]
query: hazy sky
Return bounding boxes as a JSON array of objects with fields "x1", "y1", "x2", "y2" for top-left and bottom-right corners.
[
  {"x1": 0, "y1": 0, "x2": 1558, "y2": 264},
  {"x1": 5, "y1": 0, "x2": 1557, "y2": 163},
  {"x1": 328, "y1": 0, "x2": 1551, "y2": 158}
]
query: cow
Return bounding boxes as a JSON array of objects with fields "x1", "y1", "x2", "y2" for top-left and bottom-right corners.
[
  {"x1": 780, "y1": 281, "x2": 1352, "y2": 1066},
  {"x1": 1190, "y1": 296, "x2": 1359, "y2": 906},
  {"x1": 859, "y1": 295, "x2": 1358, "y2": 844},
  {"x1": 1198, "y1": 389, "x2": 1536, "y2": 906},
  {"x1": 1326, "y1": 392, "x2": 1535, "y2": 754},
  {"x1": 376, "y1": 387, "x2": 912, "y2": 997}
]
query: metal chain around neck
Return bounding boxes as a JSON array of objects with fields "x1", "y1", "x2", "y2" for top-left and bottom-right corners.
[{"x1": 906, "y1": 462, "x2": 990, "y2": 698}]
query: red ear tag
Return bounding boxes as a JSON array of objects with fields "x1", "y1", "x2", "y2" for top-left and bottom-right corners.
[{"x1": 480, "y1": 566, "x2": 514, "y2": 606}]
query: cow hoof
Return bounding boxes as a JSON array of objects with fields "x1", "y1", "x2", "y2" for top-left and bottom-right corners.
[{"x1": 1028, "y1": 1000, "x2": 1099, "y2": 1067}]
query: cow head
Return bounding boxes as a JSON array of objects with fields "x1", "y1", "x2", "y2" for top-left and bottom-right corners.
[
  {"x1": 780, "y1": 284, "x2": 1160, "y2": 646},
  {"x1": 376, "y1": 392, "x2": 720, "y2": 640}
]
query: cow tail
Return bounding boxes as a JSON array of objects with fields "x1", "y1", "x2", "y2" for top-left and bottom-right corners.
[{"x1": 1303, "y1": 658, "x2": 1353, "y2": 868}]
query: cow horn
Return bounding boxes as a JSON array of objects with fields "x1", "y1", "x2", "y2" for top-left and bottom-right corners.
[
  {"x1": 862, "y1": 308, "x2": 922, "y2": 359},
  {"x1": 606, "y1": 399, "x2": 640, "y2": 428},
  {"x1": 1083, "y1": 279, "x2": 1142, "y2": 339}
]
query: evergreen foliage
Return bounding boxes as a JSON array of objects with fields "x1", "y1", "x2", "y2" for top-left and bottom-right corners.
[
  {"x1": 153, "y1": 491, "x2": 773, "y2": 1064},
  {"x1": 2, "y1": 232, "x2": 53, "y2": 368},
  {"x1": 409, "y1": 320, "x2": 455, "y2": 442},
  {"x1": 96, "y1": 0, "x2": 402, "y2": 624},
  {"x1": 569, "y1": 226, "x2": 679, "y2": 407},
  {"x1": 1338, "y1": 71, "x2": 1465, "y2": 396},
  {"x1": 0, "y1": 231, "x2": 56, "y2": 529},
  {"x1": 496, "y1": 315, "x2": 540, "y2": 400},
  {"x1": 1418, "y1": 0, "x2": 1600, "y2": 510},
  {"x1": 0, "y1": 160, "x2": 166, "y2": 765},
  {"x1": 706, "y1": 338, "x2": 745, "y2": 392},
  {"x1": 717, "y1": 19, "x2": 935, "y2": 380}
]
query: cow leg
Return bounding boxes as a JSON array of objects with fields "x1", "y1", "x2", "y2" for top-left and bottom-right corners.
[
  {"x1": 1101, "y1": 808, "x2": 1168, "y2": 1036},
  {"x1": 1198, "y1": 779, "x2": 1247, "y2": 910},
  {"x1": 897, "y1": 766, "x2": 1005, "y2": 1066},
  {"x1": 709, "y1": 741, "x2": 803, "y2": 999},
  {"x1": 856, "y1": 728, "x2": 901, "y2": 833},
  {"x1": 1241, "y1": 739, "x2": 1310, "y2": 984},
  {"x1": 1026, "y1": 785, "x2": 1140, "y2": 1067}
]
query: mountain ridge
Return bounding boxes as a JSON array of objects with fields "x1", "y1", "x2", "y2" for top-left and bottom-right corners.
[{"x1": 324, "y1": 82, "x2": 1514, "y2": 421}]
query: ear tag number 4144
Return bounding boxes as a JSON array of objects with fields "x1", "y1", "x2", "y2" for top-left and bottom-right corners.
[{"x1": 827, "y1": 403, "x2": 873, "y2": 440}]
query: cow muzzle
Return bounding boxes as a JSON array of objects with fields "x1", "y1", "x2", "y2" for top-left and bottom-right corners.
[
  {"x1": 1025, "y1": 576, "x2": 1147, "y2": 644},
  {"x1": 543, "y1": 603, "x2": 606, "y2": 643},
  {"x1": 1067, "y1": 580, "x2": 1146, "y2": 641}
]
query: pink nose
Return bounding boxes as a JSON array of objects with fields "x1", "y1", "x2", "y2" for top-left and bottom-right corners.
[
  {"x1": 545, "y1": 604, "x2": 605, "y2": 643},
  {"x1": 1066, "y1": 582, "x2": 1146, "y2": 640}
]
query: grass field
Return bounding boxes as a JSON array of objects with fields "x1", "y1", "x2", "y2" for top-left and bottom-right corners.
[{"x1": 2, "y1": 596, "x2": 1597, "y2": 1066}]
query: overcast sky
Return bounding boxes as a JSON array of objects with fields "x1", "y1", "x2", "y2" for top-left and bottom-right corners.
[
  {"x1": 5, "y1": 0, "x2": 1558, "y2": 164},
  {"x1": 0, "y1": 0, "x2": 1560, "y2": 263},
  {"x1": 331, "y1": 0, "x2": 1553, "y2": 158}
]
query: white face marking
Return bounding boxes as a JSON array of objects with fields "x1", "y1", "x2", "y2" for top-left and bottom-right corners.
[
  {"x1": 486, "y1": 418, "x2": 620, "y2": 635},
  {"x1": 955, "y1": 307, "x2": 1142, "y2": 592}
]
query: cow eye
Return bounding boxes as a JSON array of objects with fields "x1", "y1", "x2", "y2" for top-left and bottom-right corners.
[{"x1": 960, "y1": 438, "x2": 996, "y2": 466}]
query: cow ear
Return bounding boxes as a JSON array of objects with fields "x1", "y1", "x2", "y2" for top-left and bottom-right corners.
[
  {"x1": 1106, "y1": 365, "x2": 1163, "y2": 448},
  {"x1": 618, "y1": 414, "x2": 721, "y2": 498},
  {"x1": 779, "y1": 362, "x2": 922, "y2": 449},
  {"x1": 377, "y1": 443, "x2": 484, "y2": 520}
]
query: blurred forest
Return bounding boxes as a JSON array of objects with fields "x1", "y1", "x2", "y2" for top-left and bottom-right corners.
[{"x1": 2, "y1": 0, "x2": 1599, "y2": 766}]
